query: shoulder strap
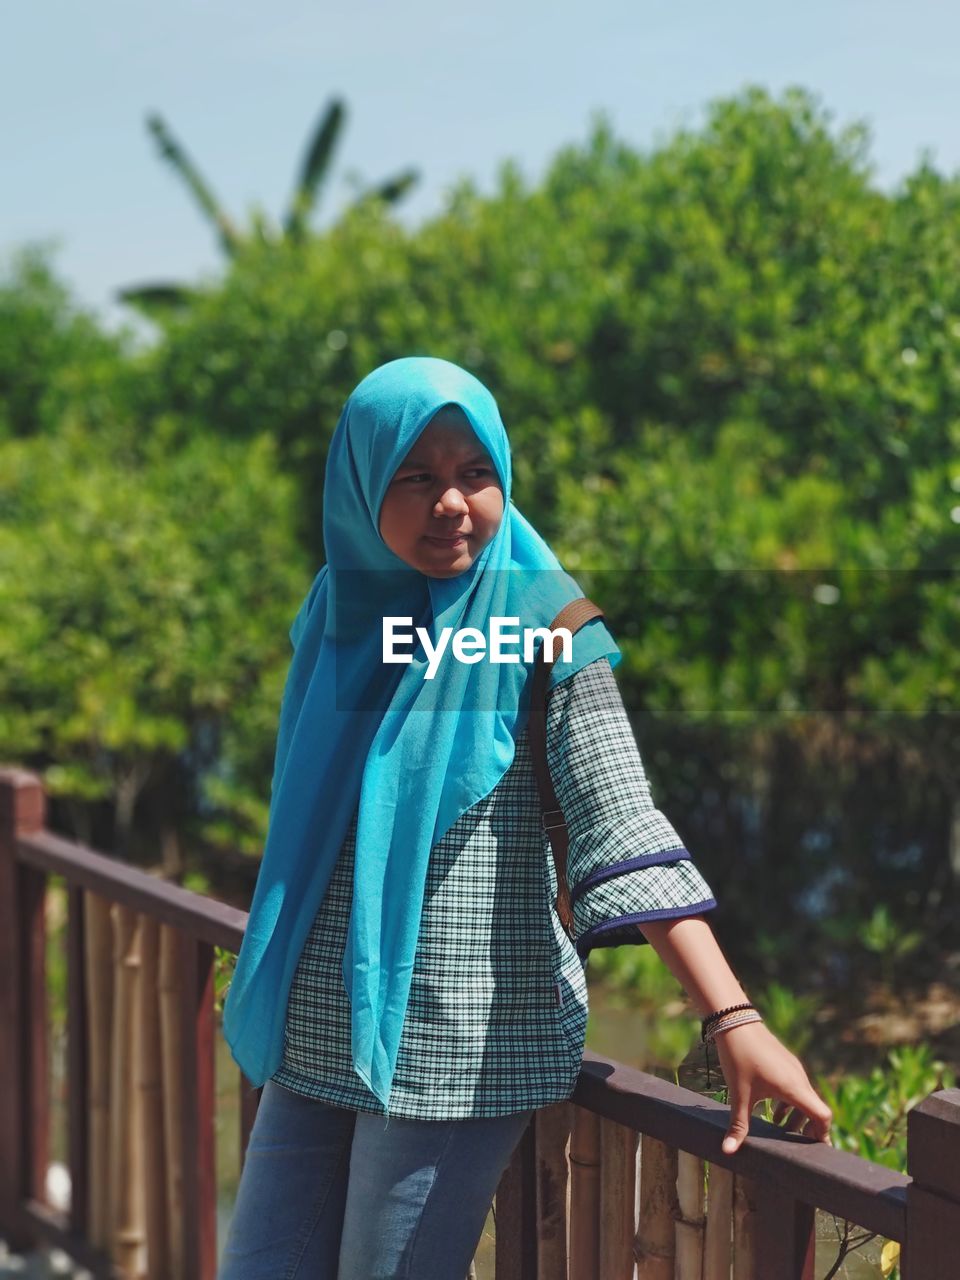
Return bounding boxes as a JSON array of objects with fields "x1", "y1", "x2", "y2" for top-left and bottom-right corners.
[{"x1": 527, "y1": 598, "x2": 606, "y2": 940}]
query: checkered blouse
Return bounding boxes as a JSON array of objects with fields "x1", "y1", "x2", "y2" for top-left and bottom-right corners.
[{"x1": 271, "y1": 655, "x2": 718, "y2": 1119}]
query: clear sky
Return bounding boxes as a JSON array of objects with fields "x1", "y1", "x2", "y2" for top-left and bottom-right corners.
[{"x1": 4, "y1": 0, "x2": 958, "y2": 333}]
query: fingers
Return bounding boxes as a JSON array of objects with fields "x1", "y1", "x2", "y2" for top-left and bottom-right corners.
[
  {"x1": 796, "y1": 1085, "x2": 833, "y2": 1143},
  {"x1": 772, "y1": 1099, "x2": 808, "y2": 1133},
  {"x1": 721, "y1": 1094, "x2": 753, "y2": 1154},
  {"x1": 772, "y1": 1100, "x2": 790, "y2": 1126},
  {"x1": 713, "y1": 1025, "x2": 835, "y2": 1152},
  {"x1": 805, "y1": 1116, "x2": 833, "y2": 1144},
  {"x1": 772, "y1": 1093, "x2": 833, "y2": 1144}
]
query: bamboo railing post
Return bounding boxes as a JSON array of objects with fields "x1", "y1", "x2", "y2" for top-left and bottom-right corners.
[
  {"x1": 635, "y1": 1134, "x2": 677, "y2": 1280},
  {"x1": 599, "y1": 1116, "x2": 637, "y2": 1280},
  {"x1": 703, "y1": 1162, "x2": 733, "y2": 1279},
  {"x1": 903, "y1": 1087, "x2": 960, "y2": 1280},
  {"x1": 534, "y1": 1100, "x2": 573, "y2": 1280},
  {"x1": 109, "y1": 904, "x2": 146, "y2": 1275},
  {"x1": 676, "y1": 1149, "x2": 706, "y2": 1279},
  {"x1": 0, "y1": 769, "x2": 48, "y2": 1253},
  {"x1": 568, "y1": 1103, "x2": 601, "y2": 1280},
  {"x1": 732, "y1": 1172, "x2": 757, "y2": 1278}
]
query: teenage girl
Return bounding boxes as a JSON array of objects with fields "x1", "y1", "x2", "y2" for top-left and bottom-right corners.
[{"x1": 217, "y1": 357, "x2": 832, "y2": 1280}]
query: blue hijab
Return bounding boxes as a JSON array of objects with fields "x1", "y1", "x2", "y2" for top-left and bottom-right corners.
[{"x1": 222, "y1": 355, "x2": 621, "y2": 1112}]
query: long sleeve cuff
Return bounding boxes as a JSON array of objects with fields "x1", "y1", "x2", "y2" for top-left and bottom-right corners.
[{"x1": 567, "y1": 814, "x2": 718, "y2": 960}]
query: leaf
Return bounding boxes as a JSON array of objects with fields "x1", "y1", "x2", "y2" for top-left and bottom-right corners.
[
  {"x1": 357, "y1": 168, "x2": 420, "y2": 206},
  {"x1": 145, "y1": 112, "x2": 242, "y2": 257},
  {"x1": 115, "y1": 282, "x2": 200, "y2": 316},
  {"x1": 284, "y1": 98, "x2": 346, "y2": 243}
]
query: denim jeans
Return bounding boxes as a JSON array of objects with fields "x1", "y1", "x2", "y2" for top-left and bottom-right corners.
[{"x1": 217, "y1": 1079, "x2": 534, "y2": 1280}]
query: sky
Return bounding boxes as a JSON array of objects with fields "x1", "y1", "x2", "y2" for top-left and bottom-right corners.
[{"x1": 4, "y1": 0, "x2": 959, "y2": 334}]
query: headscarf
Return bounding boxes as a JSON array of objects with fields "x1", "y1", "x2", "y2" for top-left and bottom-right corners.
[{"x1": 222, "y1": 355, "x2": 621, "y2": 1112}]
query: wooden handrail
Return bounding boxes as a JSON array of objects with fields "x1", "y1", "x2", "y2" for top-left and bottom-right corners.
[
  {"x1": 573, "y1": 1051, "x2": 908, "y2": 1239},
  {"x1": 2, "y1": 766, "x2": 958, "y2": 1280},
  {"x1": 16, "y1": 827, "x2": 247, "y2": 952}
]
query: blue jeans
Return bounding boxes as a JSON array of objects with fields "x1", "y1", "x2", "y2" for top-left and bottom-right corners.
[{"x1": 217, "y1": 1080, "x2": 534, "y2": 1280}]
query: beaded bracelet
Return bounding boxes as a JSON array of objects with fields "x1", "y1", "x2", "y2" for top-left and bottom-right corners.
[
  {"x1": 700, "y1": 1002, "x2": 764, "y2": 1087},
  {"x1": 701, "y1": 1002, "x2": 757, "y2": 1041}
]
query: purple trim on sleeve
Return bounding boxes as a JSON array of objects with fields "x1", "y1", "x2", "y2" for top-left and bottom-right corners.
[
  {"x1": 569, "y1": 847, "x2": 691, "y2": 907},
  {"x1": 574, "y1": 898, "x2": 719, "y2": 961}
]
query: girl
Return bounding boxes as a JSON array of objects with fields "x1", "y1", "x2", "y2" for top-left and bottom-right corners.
[{"x1": 218, "y1": 357, "x2": 832, "y2": 1280}]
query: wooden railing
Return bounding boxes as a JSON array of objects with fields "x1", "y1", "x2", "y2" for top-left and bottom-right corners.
[{"x1": 1, "y1": 766, "x2": 957, "y2": 1279}]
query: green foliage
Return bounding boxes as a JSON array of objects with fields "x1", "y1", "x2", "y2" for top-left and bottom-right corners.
[
  {"x1": 590, "y1": 944, "x2": 822, "y2": 1061},
  {"x1": 0, "y1": 414, "x2": 310, "y2": 862},
  {"x1": 213, "y1": 945, "x2": 238, "y2": 1016},
  {"x1": 856, "y1": 906, "x2": 927, "y2": 986},
  {"x1": 698, "y1": 1043, "x2": 954, "y2": 1280},
  {"x1": 2, "y1": 83, "x2": 956, "y2": 956},
  {"x1": 44, "y1": 879, "x2": 69, "y2": 1029},
  {"x1": 817, "y1": 1043, "x2": 956, "y2": 1171},
  {"x1": 0, "y1": 244, "x2": 130, "y2": 441},
  {"x1": 587, "y1": 937, "x2": 683, "y2": 1003},
  {"x1": 701, "y1": 1044, "x2": 957, "y2": 1192},
  {"x1": 748, "y1": 979, "x2": 821, "y2": 1057}
]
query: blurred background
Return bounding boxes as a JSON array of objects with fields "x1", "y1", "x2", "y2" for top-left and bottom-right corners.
[{"x1": 2, "y1": 3, "x2": 958, "y2": 1276}]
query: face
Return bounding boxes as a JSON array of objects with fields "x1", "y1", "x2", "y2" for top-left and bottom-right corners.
[{"x1": 378, "y1": 406, "x2": 505, "y2": 578}]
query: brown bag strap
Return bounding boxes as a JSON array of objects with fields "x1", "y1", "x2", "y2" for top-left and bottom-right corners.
[{"x1": 527, "y1": 597, "x2": 606, "y2": 940}]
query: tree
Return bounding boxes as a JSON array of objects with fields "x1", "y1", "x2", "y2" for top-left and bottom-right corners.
[
  {"x1": 0, "y1": 244, "x2": 129, "y2": 440},
  {"x1": 5, "y1": 82, "x2": 956, "y2": 961},
  {"x1": 0, "y1": 415, "x2": 310, "y2": 876}
]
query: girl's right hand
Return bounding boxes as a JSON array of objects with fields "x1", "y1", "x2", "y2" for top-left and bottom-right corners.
[{"x1": 712, "y1": 1021, "x2": 833, "y2": 1154}]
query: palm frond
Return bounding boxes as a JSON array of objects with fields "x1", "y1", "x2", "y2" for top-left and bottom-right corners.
[
  {"x1": 354, "y1": 168, "x2": 420, "y2": 208},
  {"x1": 115, "y1": 282, "x2": 200, "y2": 317},
  {"x1": 146, "y1": 113, "x2": 243, "y2": 258},
  {"x1": 283, "y1": 98, "x2": 346, "y2": 243}
]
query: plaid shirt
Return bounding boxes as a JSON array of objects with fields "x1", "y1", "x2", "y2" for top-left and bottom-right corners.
[{"x1": 271, "y1": 656, "x2": 717, "y2": 1119}]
